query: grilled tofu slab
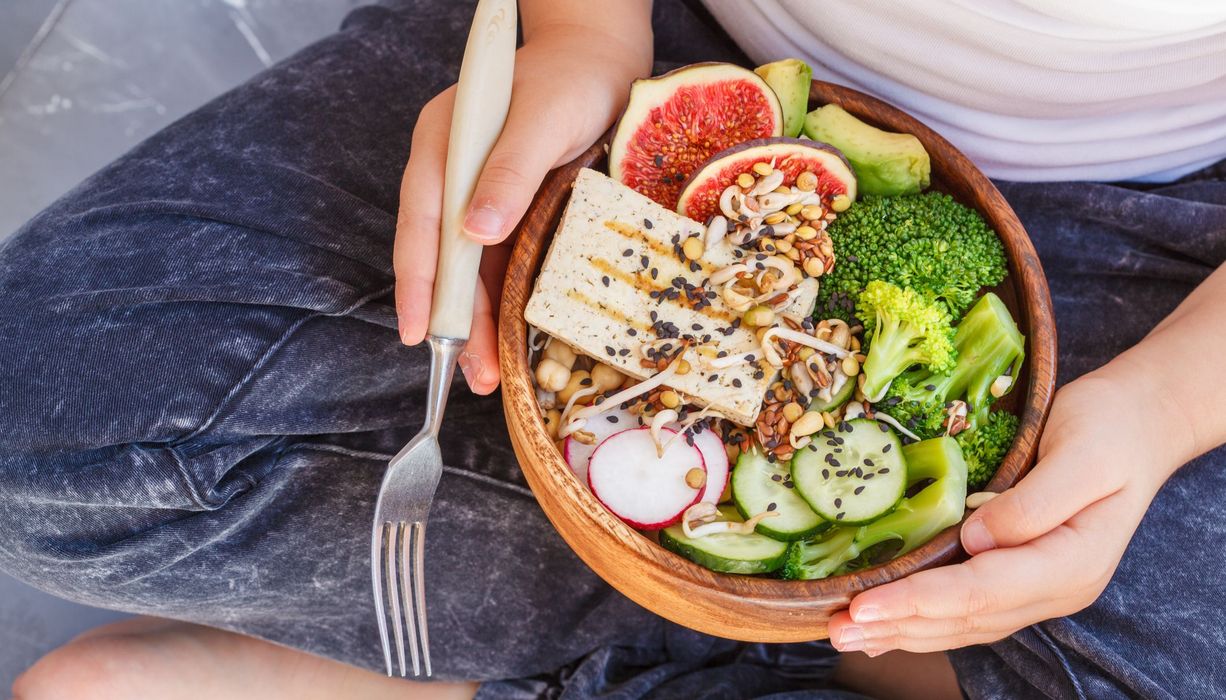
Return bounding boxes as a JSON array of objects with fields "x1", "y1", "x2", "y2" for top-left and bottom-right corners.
[{"x1": 525, "y1": 168, "x2": 818, "y2": 426}]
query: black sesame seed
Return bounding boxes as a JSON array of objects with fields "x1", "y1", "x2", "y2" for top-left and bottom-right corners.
[
  {"x1": 643, "y1": 218, "x2": 653, "y2": 229},
  {"x1": 878, "y1": 422, "x2": 890, "y2": 432},
  {"x1": 628, "y1": 328, "x2": 638, "y2": 337},
  {"x1": 834, "y1": 498, "x2": 842, "y2": 508},
  {"x1": 822, "y1": 469, "x2": 830, "y2": 479},
  {"x1": 732, "y1": 378, "x2": 742, "y2": 388},
  {"x1": 771, "y1": 474, "x2": 782, "y2": 482},
  {"x1": 863, "y1": 458, "x2": 875, "y2": 467},
  {"x1": 601, "y1": 275, "x2": 610, "y2": 287},
  {"x1": 605, "y1": 346, "x2": 615, "y2": 356},
  {"x1": 707, "y1": 374, "x2": 719, "y2": 382},
  {"x1": 607, "y1": 415, "x2": 619, "y2": 423},
  {"x1": 854, "y1": 486, "x2": 865, "y2": 495},
  {"x1": 924, "y1": 384, "x2": 937, "y2": 391},
  {"x1": 880, "y1": 468, "x2": 890, "y2": 474},
  {"x1": 836, "y1": 512, "x2": 846, "y2": 520},
  {"x1": 579, "y1": 377, "x2": 593, "y2": 386},
  {"x1": 622, "y1": 249, "x2": 633, "y2": 257},
  {"x1": 654, "y1": 155, "x2": 664, "y2": 167},
  {"x1": 618, "y1": 348, "x2": 630, "y2": 356},
  {"x1": 767, "y1": 502, "x2": 778, "y2": 512},
  {"x1": 640, "y1": 255, "x2": 650, "y2": 268},
  {"x1": 882, "y1": 443, "x2": 892, "y2": 452}
]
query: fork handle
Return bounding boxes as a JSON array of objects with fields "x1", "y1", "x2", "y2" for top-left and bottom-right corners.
[{"x1": 427, "y1": 0, "x2": 518, "y2": 340}]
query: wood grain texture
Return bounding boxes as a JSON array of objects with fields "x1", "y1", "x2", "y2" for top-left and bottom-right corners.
[{"x1": 497, "y1": 81, "x2": 1058, "y2": 642}]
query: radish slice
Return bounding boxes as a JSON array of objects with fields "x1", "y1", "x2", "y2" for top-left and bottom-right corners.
[
  {"x1": 588, "y1": 427, "x2": 705, "y2": 530},
  {"x1": 563, "y1": 407, "x2": 640, "y2": 484},
  {"x1": 691, "y1": 428, "x2": 729, "y2": 505}
]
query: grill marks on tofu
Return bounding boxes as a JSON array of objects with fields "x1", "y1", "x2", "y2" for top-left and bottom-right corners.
[{"x1": 524, "y1": 168, "x2": 817, "y2": 426}]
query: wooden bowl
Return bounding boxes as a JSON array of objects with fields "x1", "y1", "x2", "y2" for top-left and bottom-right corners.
[{"x1": 498, "y1": 81, "x2": 1057, "y2": 642}]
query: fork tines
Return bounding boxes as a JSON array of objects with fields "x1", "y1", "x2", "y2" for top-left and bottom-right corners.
[{"x1": 371, "y1": 520, "x2": 432, "y2": 677}]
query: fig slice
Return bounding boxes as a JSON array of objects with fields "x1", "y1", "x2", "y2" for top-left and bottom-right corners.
[
  {"x1": 609, "y1": 62, "x2": 783, "y2": 210},
  {"x1": 676, "y1": 137, "x2": 858, "y2": 223}
]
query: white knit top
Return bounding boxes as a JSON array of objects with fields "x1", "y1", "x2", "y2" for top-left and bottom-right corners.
[{"x1": 701, "y1": 0, "x2": 1226, "y2": 182}]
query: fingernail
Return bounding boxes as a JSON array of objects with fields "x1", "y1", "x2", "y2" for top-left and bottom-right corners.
[
  {"x1": 852, "y1": 605, "x2": 885, "y2": 623},
  {"x1": 463, "y1": 206, "x2": 503, "y2": 242},
  {"x1": 836, "y1": 626, "x2": 865, "y2": 652},
  {"x1": 865, "y1": 648, "x2": 888, "y2": 658},
  {"x1": 458, "y1": 351, "x2": 484, "y2": 389},
  {"x1": 963, "y1": 518, "x2": 996, "y2": 554}
]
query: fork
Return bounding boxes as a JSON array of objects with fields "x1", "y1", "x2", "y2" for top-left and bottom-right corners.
[{"x1": 370, "y1": 0, "x2": 517, "y2": 678}]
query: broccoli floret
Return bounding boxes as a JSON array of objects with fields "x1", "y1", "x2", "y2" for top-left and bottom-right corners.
[
  {"x1": 956, "y1": 410, "x2": 1019, "y2": 490},
  {"x1": 857, "y1": 281, "x2": 956, "y2": 402},
  {"x1": 782, "y1": 436, "x2": 968, "y2": 580},
  {"x1": 815, "y1": 193, "x2": 1008, "y2": 321},
  {"x1": 883, "y1": 291, "x2": 1025, "y2": 435}
]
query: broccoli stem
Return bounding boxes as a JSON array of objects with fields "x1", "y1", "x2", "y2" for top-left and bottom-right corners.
[
  {"x1": 902, "y1": 293, "x2": 1024, "y2": 424},
  {"x1": 861, "y1": 316, "x2": 930, "y2": 402},
  {"x1": 782, "y1": 437, "x2": 968, "y2": 580}
]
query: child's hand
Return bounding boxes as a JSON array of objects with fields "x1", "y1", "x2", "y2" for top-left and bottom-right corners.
[
  {"x1": 393, "y1": 24, "x2": 651, "y2": 393},
  {"x1": 827, "y1": 369, "x2": 1192, "y2": 654}
]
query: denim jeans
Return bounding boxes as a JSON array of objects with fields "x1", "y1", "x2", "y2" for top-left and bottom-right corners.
[{"x1": 1, "y1": 1, "x2": 1224, "y2": 698}]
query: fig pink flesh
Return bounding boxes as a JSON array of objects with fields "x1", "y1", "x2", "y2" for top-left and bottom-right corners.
[
  {"x1": 676, "y1": 138, "x2": 857, "y2": 222},
  {"x1": 587, "y1": 427, "x2": 705, "y2": 530},
  {"x1": 610, "y1": 63, "x2": 782, "y2": 210}
]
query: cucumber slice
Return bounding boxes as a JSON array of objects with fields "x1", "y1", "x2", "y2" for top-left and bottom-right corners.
[
  {"x1": 792, "y1": 418, "x2": 906, "y2": 525},
  {"x1": 660, "y1": 506, "x2": 789, "y2": 574},
  {"x1": 732, "y1": 449, "x2": 829, "y2": 541},
  {"x1": 807, "y1": 373, "x2": 857, "y2": 414}
]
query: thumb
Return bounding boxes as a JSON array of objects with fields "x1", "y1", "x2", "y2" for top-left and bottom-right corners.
[
  {"x1": 462, "y1": 114, "x2": 569, "y2": 245},
  {"x1": 960, "y1": 449, "x2": 1116, "y2": 556}
]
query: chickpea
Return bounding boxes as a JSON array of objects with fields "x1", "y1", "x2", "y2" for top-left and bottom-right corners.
[
  {"x1": 590, "y1": 363, "x2": 625, "y2": 393},
  {"x1": 556, "y1": 370, "x2": 592, "y2": 405},
  {"x1": 542, "y1": 409, "x2": 562, "y2": 439},
  {"x1": 742, "y1": 304, "x2": 776, "y2": 328},
  {"x1": 535, "y1": 358, "x2": 571, "y2": 393},
  {"x1": 659, "y1": 390, "x2": 681, "y2": 409},
  {"x1": 543, "y1": 338, "x2": 577, "y2": 369}
]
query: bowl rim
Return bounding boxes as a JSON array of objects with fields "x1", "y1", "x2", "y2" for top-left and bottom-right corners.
[{"x1": 497, "y1": 79, "x2": 1057, "y2": 642}]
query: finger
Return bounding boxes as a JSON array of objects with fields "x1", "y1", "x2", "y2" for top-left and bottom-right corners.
[
  {"x1": 960, "y1": 446, "x2": 1123, "y2": 555},
  {"x1": 394, "y1": 89, "x2": 455, "y2": 346},
  {"x1": 848, "y1": 527, "x2": 1088, "y2": 624},
  {"x1": 862, "y1": 627, "x2": 1028, "y2": 656},
  {"x1": 828, "y1": 603, "x2": 1048, "y2": 653},
  {"x1": 459, "y1": 275, "x2": 500, "y2": 394},
  {"x1": 461, "y1": 93, "x2": 578, "y2": 245}
]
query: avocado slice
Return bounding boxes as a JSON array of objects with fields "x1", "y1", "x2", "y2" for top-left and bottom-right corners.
[
  {"x1": 803, "y1": 104, "x2": 931, "y2": 196},
  {"x1": 754, "y1": 59, "x2": 812, "y2": 138}
]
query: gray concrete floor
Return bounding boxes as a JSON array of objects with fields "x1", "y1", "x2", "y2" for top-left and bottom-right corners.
[{"x1": 0, "y1": 0, "x2": 363, "y2": 689}]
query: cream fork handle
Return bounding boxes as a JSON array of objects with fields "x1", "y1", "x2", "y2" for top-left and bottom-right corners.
[{"x1": 427, "y1": 0, "x2": 518, "y2": 340}]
